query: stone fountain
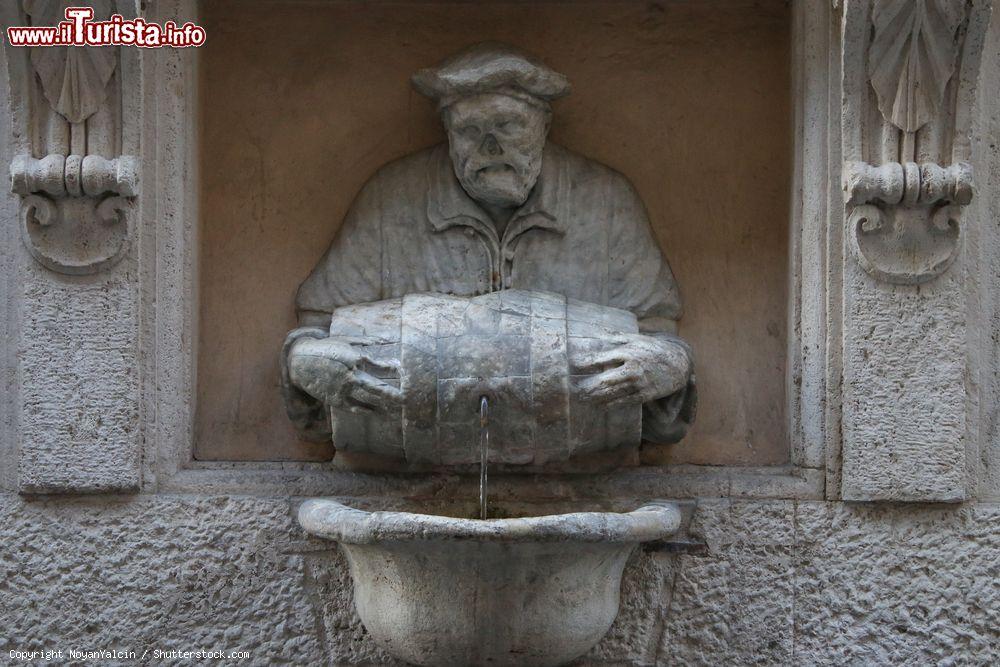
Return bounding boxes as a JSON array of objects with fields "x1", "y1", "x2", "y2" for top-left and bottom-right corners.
[
  {"x1": 298, "y1": 499, "x2": 680, "y2": 666},
  {"x1": 283, "y1": 43, "x2": 696, "y2": 666}
]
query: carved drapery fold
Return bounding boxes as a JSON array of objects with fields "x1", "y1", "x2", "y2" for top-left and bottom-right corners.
[{"x1": 7, "y1": 0, "x2": 139, "y2": 275}]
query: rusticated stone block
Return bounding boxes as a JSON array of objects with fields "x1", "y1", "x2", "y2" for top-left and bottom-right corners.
[{"x1": 19, "y1": 275, "x2": 140, "y2": 493}]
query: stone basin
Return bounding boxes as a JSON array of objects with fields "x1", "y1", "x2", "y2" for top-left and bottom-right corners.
[{"x1": 298, "y1": 499, "x2": 682, "y2": 667}]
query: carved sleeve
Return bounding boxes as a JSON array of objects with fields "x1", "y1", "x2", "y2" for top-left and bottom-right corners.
[
  {"x1": 607, "y1": 175, "x2": 683, "y2": 324},
  {"x1": 284, "y1": 172, "x2": 391, "y2": 440},
  {"x1": 607, "y1": 177, "x2": 695, "y2": 443}
]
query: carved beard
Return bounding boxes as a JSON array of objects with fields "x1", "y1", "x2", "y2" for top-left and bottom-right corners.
[{"x1": 453, "y1": 150, "x2": 543, "y2": 209}]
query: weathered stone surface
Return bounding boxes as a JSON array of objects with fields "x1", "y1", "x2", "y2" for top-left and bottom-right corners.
[
  {"x1": 0, "y1": 494, "x2": 382, "y2": 664},
  {"x1": 840, "y1": 270, "x2": 968, "y2": 502},
  {"x1": 654, "y1": 500, "x2": 796, "y2": 666},
  {"x1": 975, "y1": 6, "x2": 1000, "y2": 500},
  {"x1": 18, "y1": 275, "x2": 140, "y2": 494},
  {"x1": 793, "y1": 502, "x2": 1000, "y2": 664},
  {"x1": 587, "y1": 548, "x2": 676, "y2": 666}
]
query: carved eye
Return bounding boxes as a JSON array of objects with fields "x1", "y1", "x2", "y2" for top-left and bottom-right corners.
[{"x1": 458, "y1": 126, "x2": 480, "y2": 140}]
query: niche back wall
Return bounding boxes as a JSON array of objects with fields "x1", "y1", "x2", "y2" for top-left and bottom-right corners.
[{"x1": 196, "y1": 0, "x2": 791, "y2": 464}]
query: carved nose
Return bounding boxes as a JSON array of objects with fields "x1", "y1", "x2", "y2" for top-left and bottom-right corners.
[{"x1": 480, "y1": 134, "x2": 503, "y2": 157}]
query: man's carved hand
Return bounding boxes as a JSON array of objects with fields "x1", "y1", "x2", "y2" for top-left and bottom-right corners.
[
  {"x1": 288, "y1": 337, "x2": 402, "y2": 415},
  {"x1": 572, "y1": 334, "x2": 691, "y2": 408}
]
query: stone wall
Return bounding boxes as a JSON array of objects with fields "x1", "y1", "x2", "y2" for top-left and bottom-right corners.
[{"x1": 3, "y1": 495, "x2": 997, "y2": 665}]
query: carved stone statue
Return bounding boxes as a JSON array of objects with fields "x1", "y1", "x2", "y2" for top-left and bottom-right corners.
[{"x1": 281, "y1": 43, "x2": 696, "y2": 463}]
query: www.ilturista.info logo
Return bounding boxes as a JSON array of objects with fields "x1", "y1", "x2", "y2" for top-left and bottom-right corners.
[{"x1": 6, "y1": 7, "x2": 206, "y2": 48}]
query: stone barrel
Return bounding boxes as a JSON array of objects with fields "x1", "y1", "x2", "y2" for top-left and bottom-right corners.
[{"x1": 327, "y1": 289, "x2": 641, "y2": 465}]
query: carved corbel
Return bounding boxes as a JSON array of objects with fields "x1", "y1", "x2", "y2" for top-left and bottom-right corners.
[
  {"x1": 11, "y1": 153, "x2": 139, "y2": 274},
  {"x1": 5, "y1": 1, "x2": 140, "y2": 275},
  {"x1": 843, "y1": 0, "x2": 986, "y2": 285},
  {"x1": 845, "y1": 161, "x2": 971, "y2": 284}
]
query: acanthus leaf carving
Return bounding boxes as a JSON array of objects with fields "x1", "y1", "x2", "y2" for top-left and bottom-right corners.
[
  {"x1": 843, "y1": 0, "x2": 980, "y2": 287},
  {"x1": 868, "y1": 0, "x2": 965, "y2": 133},
  {"x1": 24, "y1": 0, "x2": 116, "y2": 124},
  {"x1": 8, "y1": 1, "x2": 140, "y2": 275}
]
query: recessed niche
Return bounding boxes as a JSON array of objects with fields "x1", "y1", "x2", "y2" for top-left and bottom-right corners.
[{"x1": 195, "y1": 0, "x2": 791, "y2": 465}]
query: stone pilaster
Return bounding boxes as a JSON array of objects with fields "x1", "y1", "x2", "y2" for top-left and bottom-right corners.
[
  {"x1": 3, "y1": 1, "x2": 143, "y2": 493},
  {"x1": 837, "y1": 0, "x2": 992, "y2": 501}
]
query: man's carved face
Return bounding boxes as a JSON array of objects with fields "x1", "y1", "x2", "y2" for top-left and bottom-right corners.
[{"x1": 443, "y1": 93, "x2": 550, "y2": 209}]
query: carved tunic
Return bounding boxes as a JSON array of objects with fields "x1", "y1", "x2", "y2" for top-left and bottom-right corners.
[{"x1": 283, "y1": 141, "x2": 695, "y2": 447}]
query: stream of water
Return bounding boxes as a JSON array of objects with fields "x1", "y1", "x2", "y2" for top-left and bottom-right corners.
[{"x1": 479, "y1": 395, "x2": 489, "y2": 520}]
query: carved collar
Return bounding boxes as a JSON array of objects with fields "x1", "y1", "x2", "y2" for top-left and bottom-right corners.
[{"x1": 426, "y1": 142, "x2": 568, "y2": 240}]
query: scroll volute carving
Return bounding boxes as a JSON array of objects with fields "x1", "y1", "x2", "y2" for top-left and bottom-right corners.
[
  {"x1": 6, "y1": 0, "x2": 139, "y2": 275},
  {"x1": 845, "y1": 162, "x2": 969, "y2": 284},
  {"x1": 843, "y1": 0, "x2": 987, "y2": 285}
]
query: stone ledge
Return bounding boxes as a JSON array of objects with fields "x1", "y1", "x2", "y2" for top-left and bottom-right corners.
[{"x1": 154, "y1": 464, "x2": 825, "y2": 501}]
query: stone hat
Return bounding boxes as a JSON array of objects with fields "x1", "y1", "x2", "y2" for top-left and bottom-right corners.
[{"x1": 411, "y1": 42, "x2": 571, "y2": 110}]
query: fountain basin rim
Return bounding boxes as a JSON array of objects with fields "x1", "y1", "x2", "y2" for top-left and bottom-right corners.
[{"x1": 298, "y1": 498, "x2": 682, "y2": 545}]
